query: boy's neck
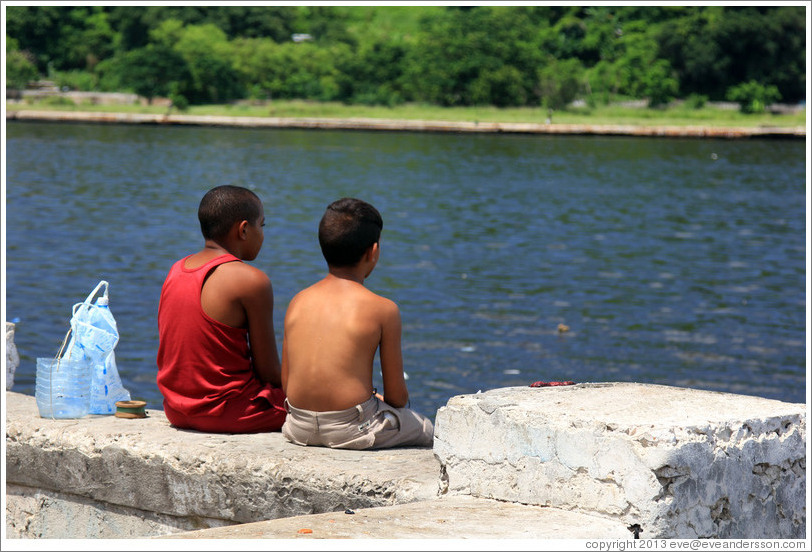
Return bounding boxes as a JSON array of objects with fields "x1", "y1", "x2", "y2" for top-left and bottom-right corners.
[
  {"x1": 327, "y1": 265, "x2": 368, "y2": 285},
  {"x1": 325, "y1": 244, "x2": 378, "y2": 285},
  {"x1": 202, "y1": 240, "x2": 242, "y2": 259}
]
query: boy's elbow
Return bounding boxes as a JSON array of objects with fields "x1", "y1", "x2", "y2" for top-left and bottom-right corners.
[
  {"x1": 386, "y1": 398, "x2": 408, "y2": 409},
  {"x1": 385, "y1": 391, "x2": 409, "y2": 409},
  {"x1": 257, "y1": 364, "x2": 282, "y2": 388}
]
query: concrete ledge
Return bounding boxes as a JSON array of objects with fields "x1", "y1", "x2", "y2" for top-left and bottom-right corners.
[
  {"x1": 434, "y1": 383, "x2": 807, "y2": 539},
  {"x1": 5, "y1": 391, "x2": 440, "y2": 538},
  {"x1": 158, "y1": 494, "x2": 631, "y2": 539}
]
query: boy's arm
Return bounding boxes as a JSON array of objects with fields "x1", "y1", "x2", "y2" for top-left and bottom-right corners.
[
  {"x1": 379, "y1": 300, "x2": 409, "y2": 408},
  {"x1": 280, "y1": 308, "x2": 291, "y2": 393},
  {"x1": 241, "y1": 267, "x2": 283, "y2": 387}
]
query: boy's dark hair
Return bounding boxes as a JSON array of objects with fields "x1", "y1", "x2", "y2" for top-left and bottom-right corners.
[
  {"x1": 198, "y1": 185, "x2": 262, "y2": 241},
  {"x1": 318, "y1": 198, "x2": 383, "y2": 267}
]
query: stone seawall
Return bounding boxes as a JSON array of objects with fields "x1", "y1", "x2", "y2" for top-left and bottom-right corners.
[
  {"x1": 6, "y1": 109, "x2": 806, "y2": 139},
  {"x1": 5, "y1": 382, "x2": 806, "y2": 540}
]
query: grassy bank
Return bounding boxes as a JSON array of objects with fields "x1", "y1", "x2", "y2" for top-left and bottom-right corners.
[{"x1": 6, "y1": 97, "x2": 806, "y2": 128}]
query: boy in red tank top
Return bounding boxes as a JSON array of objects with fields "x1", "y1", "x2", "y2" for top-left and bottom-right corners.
[{"x1": 156, "y1": 185, "x2": 286, "y2": 433}]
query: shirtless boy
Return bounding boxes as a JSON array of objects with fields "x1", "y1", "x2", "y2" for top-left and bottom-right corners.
[
  {"x1": 156, "y1": 185, "x2": 286, "y2": 433},
  {"x1": 281, "y1": 198, "x2": 434, "y2": 449}
]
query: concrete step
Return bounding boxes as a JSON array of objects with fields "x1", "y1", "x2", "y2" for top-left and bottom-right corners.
[{"x1": 158, "y1": 494, "x2": 630, "y2": 540}]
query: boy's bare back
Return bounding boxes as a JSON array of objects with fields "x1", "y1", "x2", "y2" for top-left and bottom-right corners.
[
  {"x1": 282, "y1": 273, "x2": 408, "y2": 411},
  {"x1": 280, "y1": 198, "x2": 433, "y2": 450}
]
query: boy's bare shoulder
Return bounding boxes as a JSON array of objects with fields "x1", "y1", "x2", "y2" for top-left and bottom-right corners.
[
  {"x1": 370, "y1": 290, "x2": 399, "y2": 311},
  {"x1": 358, "y1": 286, "x2": 400, "y2": 321},
  {"x1": 212, "y1": 259, "x2": 271, "y2": 290}
]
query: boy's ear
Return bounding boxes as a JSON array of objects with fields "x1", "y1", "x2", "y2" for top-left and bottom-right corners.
[
  {"x1": 363, "y1": 242, "x2": 380, "y2": 279},
  {"x1": 236, "y1": 220, "x2": 249, "y2": 240}
]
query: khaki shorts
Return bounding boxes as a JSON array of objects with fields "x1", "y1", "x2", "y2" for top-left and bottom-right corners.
[{"x1": 281, "y1": 395, "x2": 434, "y2": 450}]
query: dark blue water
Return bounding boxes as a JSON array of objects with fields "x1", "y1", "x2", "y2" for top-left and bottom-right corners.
[{"x1": 4, "y1": 121, "x2": 808, "y2": 419}]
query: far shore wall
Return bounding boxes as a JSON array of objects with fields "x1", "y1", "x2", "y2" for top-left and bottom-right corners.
[{"x1": 6, "y1": 108, "x2": 805, "y2": 139}]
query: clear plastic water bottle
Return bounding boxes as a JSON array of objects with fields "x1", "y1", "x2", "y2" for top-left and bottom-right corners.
[{"x1": 36, "y1": 357, "x2": 91, "y2": 418}]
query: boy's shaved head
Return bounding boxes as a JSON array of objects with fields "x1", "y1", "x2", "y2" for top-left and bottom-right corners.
[
  {"x1": 318, "y1": 198, "x2": 383, "y2": 267},
  {"x1": 198, "y1": 185, "x2": 262, "y2": 241}
]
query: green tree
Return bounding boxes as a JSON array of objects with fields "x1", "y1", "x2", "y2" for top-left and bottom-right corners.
[
  {"x1": 536, "y1": 57, "x2": 584, "y2": 110},
  {"x1": 147, "y1": 17, "x2": 186, "y2": 48},
  {"x1": 539, "y1": 8, "x2": 588, "y2": 60},
  {"x1": 292, "y1": 6, "x2": 357, "y2": 47},
  {"x1": 5, "y1": 38, "x2": 39, "y2": 91},
  {"x1": 725, "y1": 80, "x2": 781, "y2": 113},
  {"x1": 657, "y1": 6, "x2": 805, "y2": 102},
  {"x1": 5, "y1": 6, "x2": 118, "y2": 72},
  {"x1": 639, "y1": 59, "x2": 679, "y2": 107},
  {"x1": 282, "y1": 42, "x2": 352, "y2": 101},
  {"x1": 231, "y1": 38, "x2": 350, "y2": 102},
  {"x1": 585, "y1": 59, "x2": 622, "y2": 104},
  {"x1": 402, "y1": 6, "x2": 544, "y2": 106},
  {"x1": 62, "y1": 8, "x2": 116, "y2": 70},
  {"x1": 5, "y1": 6, "x2": 70, "y2": 71},
  {"x1": 97, "y1": 44, "x2": 190, "y2": 103},
  {"x1": 230, "y1": 37, "x2": 280, "y2": 100},
  {"x1": 340, "y1": 39, "x2": 407, "y2": 105},
  {"x1": 469, "y1": 65, "x2": 527, "y2": 107},
  {"x1": 168, "y1": 82, "x2": 190, "y2": 113},
  {"x1": 578, "y1": 6, "x2": 622, "y2": 64},
  {"x1": 171, "y1": 23, "x2": 244, "y2": 103},
  {"x1": 612, "y1": 21, "x2": 678, "y2": 106},
  {"x1": 105, "y1": 6, "x2": 151, "y2": 51},
  {"x1": 199, "y1": 6, "x2": 298, "y2": 41}
]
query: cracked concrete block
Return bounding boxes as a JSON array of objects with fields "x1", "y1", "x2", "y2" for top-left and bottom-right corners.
[{"x1": 433, "y1": 383, "x2": 806, "y2": 539}]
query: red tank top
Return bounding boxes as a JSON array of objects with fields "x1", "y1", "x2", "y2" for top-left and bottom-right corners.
[{"x1": 156, "y1": 254, "x2": 263, "y2": 417}]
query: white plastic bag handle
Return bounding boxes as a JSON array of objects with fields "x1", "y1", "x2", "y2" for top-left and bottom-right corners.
[
  {"x1": 65, "y1": 280, "x2": 110, "y2": 361},
  {"x1": 82, "y1": 280, "x2": 109, "y2": 306},
  {"x1": 72, "y1": 280, "x2": 109, "y2": 317}
]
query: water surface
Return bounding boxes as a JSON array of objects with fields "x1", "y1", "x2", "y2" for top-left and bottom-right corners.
[{"x1": 5, "y1": 121, "x2": 807, "y2": 419}]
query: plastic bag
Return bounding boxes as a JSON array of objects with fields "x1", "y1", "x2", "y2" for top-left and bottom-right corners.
[{"x1": 65, "y1": 280, "x2": 131, "y2": 414}]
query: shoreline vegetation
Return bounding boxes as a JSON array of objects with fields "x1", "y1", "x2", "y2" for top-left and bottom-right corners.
[
  {"x1": 5, "y1": 98, "x2": 806, "y2": 138},
  {"x1": 7, "y1": 6, "x2": 805, "y2": 140}
]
